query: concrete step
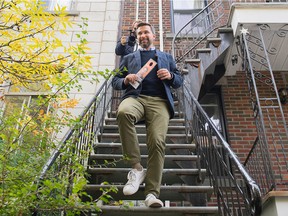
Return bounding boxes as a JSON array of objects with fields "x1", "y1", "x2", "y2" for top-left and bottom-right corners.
[
  {"x1": 102, "y1": 124, "x2": 187, "y2": 134},
  {"x1": 94, "y1": 143, "x2": 196, "y2": 150},
  {"x1": 195, "y1": 48, "x2": 211, "y2": 56},
  {"x1": 93, "y1": 143, "x2": 196, "y2": 155},
  {"x1": 89, "y1": 154, "x2": 198, "y2": 161},
  {"x1": 87, "y1": 168, "x2": 206, "y2": 185},
  {"x1": 93, "y1": 206, "x2": 218, "y2": 216},
  {"x1": 184, "y1": 59, "x2": 201, "y2": 68},
  {"x1": 206, "y1": 37, "x2": 222, "y2": 48},
  {"x1": 104, "y1": 117, "x2": 185, "y2": 126},
  {"x1": 108, "y1": 110, "x2": 184, "y2": 119},
  {"x1": 87, "y1": 167, "x2": 205, "y2": 175},
  {"x1": 98, "y1": 133, "x2": 192, "y2": 143},
  {"x1": 89, "y1": 153, "x2": 198, "y2": 169},
  {"x1": 84, "y1": 184, "x2": 213, "y2": 201}
]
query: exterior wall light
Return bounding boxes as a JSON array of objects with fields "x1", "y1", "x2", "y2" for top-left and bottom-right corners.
[
  {"x1": 231, "y1": 54, "x2": 238, "y2": 66},
  {"x1": 278, "y1": 88, "x2": 288, "y2": 104}
]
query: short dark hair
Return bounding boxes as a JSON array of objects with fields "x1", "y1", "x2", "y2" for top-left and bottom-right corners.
[{"x1": 136, "y1": 22, "x2": 155, "y2": 34}]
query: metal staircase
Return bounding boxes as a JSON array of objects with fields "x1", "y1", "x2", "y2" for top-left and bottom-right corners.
[
  {"x1": 172, "y1": 0, "x2": 233, "y2": 100},
  {"x1": 35, "y1": 1, "x2": 264, "y2": 215},
  {"x1": 183, "y1": 27, "x2": 234, "y2": 99},
  {"x1": 83, "y1": 98, "x2": 218, "y2": 216}
]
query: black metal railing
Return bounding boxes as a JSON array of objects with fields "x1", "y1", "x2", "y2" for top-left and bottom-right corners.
[
  {"x1": 239, "y1": 27, "x2": 288, "y2": 195},
  {"x1": 179, "y1": 83, "x2": 262, "y2": 216},
  {"x1": 172, "y1": 0, "x2": 229, "y2": 64},
  {"x1": 35, "y1": 77, "x2": 113, "y2": 210}
]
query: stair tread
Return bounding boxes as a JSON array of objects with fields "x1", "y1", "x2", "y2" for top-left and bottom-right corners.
[
  {"x1": 98, "y1": 206, "x2": 218, "y2": 214},
  {"x1": 217, "y1": 27, "x2": 233, "y2": 33},
  {"x1": 85, "y1": 184, "x2": 213, "y2": 192},
  {"x1": 181, "y1": 68, "x2": 189, "y2": 74},
  {"x1": 94, "y1": 143, "x2": 196, "y2": 148},
  {"x1": 109, "y1": 110, "x2": 183, "y2": 114},
  {"x1": 103, "y1": 125, "x2": 186, "y2": 129},
  {"x1": 105, "y1": 117, "x2": 185, "y2": 122},
  {"x1": 206, "y1": 37, "x2": 222, "y2": 48},
  {"x1": 196, "y1": 48, "x2": 211, "y2": 53},
  {"x1": 88, "y1": 167, "x2": 206, "y2": 174},
  {"x1": 89, "y1": 154, "x2": 197, "y2": 160},
  {"x1": 206, "y1": 37, "x2": 222, "y2": 42},
  {"x1": 99, "y1": 133, "x2": 190, "y2": 136},
  {"x1": 184, "y1": 59, "x2": 201, "y2": 63}
]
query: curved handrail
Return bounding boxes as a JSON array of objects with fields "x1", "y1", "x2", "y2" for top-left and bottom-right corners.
[
  {"x1": 181, "y1": 83, "x2": 262, "y2": 215},
  {"x1": 172, "y1": 0, "x2": 216, "y2": 58},
  {"x1": 37, "y1": 76, "x2": 113, "y2": 181},
  {"x1": 172, "y1": 0, "x2": 228, "y2": 63}
]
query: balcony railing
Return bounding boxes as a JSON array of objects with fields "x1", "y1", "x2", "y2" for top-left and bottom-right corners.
[{"x1": 239, "y1": 27, "x2": 288, "y2": 195}]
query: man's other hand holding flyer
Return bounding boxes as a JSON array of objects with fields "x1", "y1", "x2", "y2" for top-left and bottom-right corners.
[{"x1": 128, "y1": 58, "x2": 157, "y2": 89}]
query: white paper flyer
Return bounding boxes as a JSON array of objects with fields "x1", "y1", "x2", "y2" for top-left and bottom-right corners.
[{"x1": 129, "y1": 58, "x2": 157, "y2": 89}]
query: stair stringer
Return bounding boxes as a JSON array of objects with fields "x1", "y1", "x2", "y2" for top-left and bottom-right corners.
[{"x1": 183, "y1": 28, "x2": 234, "y2": 99}]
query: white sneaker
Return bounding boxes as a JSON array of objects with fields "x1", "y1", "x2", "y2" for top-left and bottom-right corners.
[
  {"x1": 145, "y1": 193, "x2": 163, "y2": 208},
  {"x1": 123, "y1": 168, "x2": 146, "y2": 195}
]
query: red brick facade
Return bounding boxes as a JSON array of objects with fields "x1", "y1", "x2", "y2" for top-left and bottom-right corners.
[
  {"x1": 222, "y1": 72, "x2": 258, "y2": 160},
  {"x1": 223, "y1": 71, "x2": 288, "y2": 187},
  {"x1": 222, "y1": 72, "x2": 288, "y2": 154},
  {"x1": 119, "y1": 0, "x2": 173, "y2": 51}
]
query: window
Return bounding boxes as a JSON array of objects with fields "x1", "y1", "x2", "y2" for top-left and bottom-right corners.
[
  {"x1": 172, "y1": 0, "x2": 207, "y2": 34},
  {"x1": 199, "y1": 88, "x2": 226, "y2": 139},
  {"x1": 199, "y1": 88, "x2": 229, "y2": 177},
  {"x1": 39, "y1": 0, "x2": 74, "y2": 11}
]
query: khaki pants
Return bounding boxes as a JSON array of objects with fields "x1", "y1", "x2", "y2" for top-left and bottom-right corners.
[{"x1": 116, "y1": 95, "x2": 170, "y2": 197}]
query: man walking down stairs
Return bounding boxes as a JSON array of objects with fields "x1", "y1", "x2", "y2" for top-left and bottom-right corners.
[
  {"x1": 111, "y1": 22, "x2": 183, "y2": 208},
  {"x1": 84, "y1": 24, "x2": 218, "y2": 216}
]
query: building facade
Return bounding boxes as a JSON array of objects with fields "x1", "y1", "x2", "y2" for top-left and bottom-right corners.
[{"x1": 1, "y1": 0, "x2": 288, "y2": 215}]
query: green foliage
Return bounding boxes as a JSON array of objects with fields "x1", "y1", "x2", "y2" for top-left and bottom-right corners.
[{"x1": 0, "y1": 1, "x2": 115, "y2": 215}]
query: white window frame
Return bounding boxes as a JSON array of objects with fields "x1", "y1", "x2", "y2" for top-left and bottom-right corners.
[
  {"x1": 200, "y1": 90, "x2": 226, "y2": 139},
  {"x1": 172, "y1": 0, "x2": 206, "y2": 34}
]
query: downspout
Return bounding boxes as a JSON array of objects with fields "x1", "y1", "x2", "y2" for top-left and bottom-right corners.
[
  {"x1": 146, "y1": 0, "x2": 149, "y2": 22},
  {"x1": 158, "y1": 0, "x2": 163, "y2": 51},
  {"x1": 136, "y1": 0, "x2": 139, "y2": 20},
  {"x1": 144, "y1": 0, "x2": 163, "y2": 51}
]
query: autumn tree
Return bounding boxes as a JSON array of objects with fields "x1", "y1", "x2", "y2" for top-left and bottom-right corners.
[
  {"x1": 0, "y1": 0, "x2": 93, "y2": 88},
  {"x1": 0, "y1": 1, "x2": 110, "y2": 215}
]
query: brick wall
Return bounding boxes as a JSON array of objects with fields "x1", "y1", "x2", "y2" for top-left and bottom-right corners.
[
  {"x1": 222, "y1": 72, "x2": 257, "y2": 161},
  {"x1": 223, "y1": 71, "x2": 288, "y2": 155},
  {"x1": 222, "y1": 71, "x2": 288, "y2": 188},
  {"x1": 119, "y1": 0, "x2": 173, "y2": 52}
]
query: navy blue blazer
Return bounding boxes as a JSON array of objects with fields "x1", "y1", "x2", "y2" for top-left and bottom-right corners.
[
  {"x1": 112, "y1": 49, "x2": 183, "y2": 118},
  {"x1": 115, "y1": 38, "x2": 138, "y2": 62}
]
